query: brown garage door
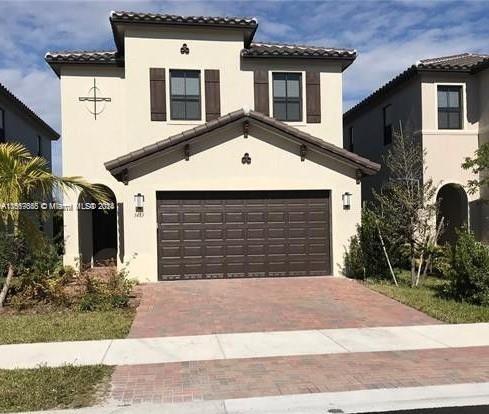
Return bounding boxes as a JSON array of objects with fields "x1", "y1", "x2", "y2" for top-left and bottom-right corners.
[{"x1": 157, "y1": 191, "x2": 331, "y2": 280}]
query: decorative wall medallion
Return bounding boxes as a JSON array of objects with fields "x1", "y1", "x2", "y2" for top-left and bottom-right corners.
[
  {"x1": 241, "y1": 153, "x2": 251, "y2": 165},
  {"x1": 180, "y1": 43, "x2": 190, "y2": 54},
  {"x1": 78, "y1": 78, "x2": 111, "y2": 120}
]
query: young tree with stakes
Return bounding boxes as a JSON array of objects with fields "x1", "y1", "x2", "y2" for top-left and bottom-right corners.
[{"x1": 373, "y1": 123, "x2": 439, "y2": 287}]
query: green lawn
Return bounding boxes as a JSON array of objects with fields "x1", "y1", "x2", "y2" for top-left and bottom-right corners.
[
  {"x1": 367, "y1": 273, "x2": 489, "y2": 324},
  {"x1": 0, "y1": 365, "x2": 112, "y2": 413},
  {"x1": 0, "y1": 309, "x2": 135, "y2": 344}
]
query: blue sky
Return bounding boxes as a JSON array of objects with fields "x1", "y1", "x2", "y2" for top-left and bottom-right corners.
[{"x1": 1, "y1": 0, "x2": 488, "y2": 174}]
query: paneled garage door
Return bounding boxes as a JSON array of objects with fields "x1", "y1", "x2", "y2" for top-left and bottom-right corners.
[{"x1": 157, "y1": 191, "x2": 331, "y2": 280}]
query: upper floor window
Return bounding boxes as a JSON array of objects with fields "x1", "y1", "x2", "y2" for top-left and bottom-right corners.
[
  {"x1": 347, "y1": 126, "x2": 354, "y2": 152},
  {"x1": 37, "y1": 135, "x2": 42, "y2": 156},
  {"x1": 273, "y1": 73, "x2": 302, "y2": 122},
  {"x1": 383, "y1": 104, "x2": 393, "y2": 145},
  {"x1": 438, "y1": 85, "x2": 462, "y2": 129},
  {"x1": 0, "y1": 108, "x2": 5, "y2": 142},
  {"x1": 170, "y1": 70, "x2": 201, "y2": 120}
]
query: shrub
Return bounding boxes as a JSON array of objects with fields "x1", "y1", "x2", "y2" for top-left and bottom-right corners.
[
  {"x1": 445, "y1": 230, "x2": 489, "y2": 305},
  {"x1": 344, "y1": 235, "x2": 364, "y2": 279},
  {"x1": 344, "y1": 208, "x2": 391, "y2": 279},
  {"x1": 1, "y1": 232, "x2": 135, "y2": 311},
  {"x1": 77, "y1": 267, "x2": 135, "y2": 312}
]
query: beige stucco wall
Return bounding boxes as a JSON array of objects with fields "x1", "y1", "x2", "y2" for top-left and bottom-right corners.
[
  {"x1": 59, "y1": 26, "x2": 357, "y2": 281},
  {"x1": 420, "y1": 72, "x2": 479, "y2": 202}
]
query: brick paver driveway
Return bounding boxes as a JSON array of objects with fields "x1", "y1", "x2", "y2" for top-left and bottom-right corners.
[
  {"x1": 111, "y1": 276, "x2": 451, "y2": 405},
  {"x1": 128, "y1": 276, "x2": 437, "y2": 338}
]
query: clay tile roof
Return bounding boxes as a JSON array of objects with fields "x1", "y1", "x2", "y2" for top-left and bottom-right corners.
[
  {"x1": 105, "y1": 108, "x2": 379, "y2": 181},
  {"x1": 45, "y1": 50, "x2": 120, "y2": 64},
  {"x1": 109, "y1": 11, "x2": 258, "y2": 52},
  {"x1": 0, "y1": 82, "x2": 59, "y2": 140},
  {"x1": 242, "y1": 42, "x2": 356, "y2": 59},
  {"x1": 417, "y1": 53, "x2": 489, "y2": 70},
  {"x1": 45, "y1": 51, "x2": 122, "y2": 76},
  {"x1": 109, "y1": 10, "x2": 258, "y2": 28},
  {"x1": 344, "y1": 52, "x2": 489, "y2": 121}
]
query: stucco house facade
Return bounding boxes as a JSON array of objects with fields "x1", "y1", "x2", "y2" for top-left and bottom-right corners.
[
  {"x1": 343, "y1": 53, "x2": 489, "y2": 244},
  {"x1": 46, "y1": 11, "x2": 379, "y2": 282}
]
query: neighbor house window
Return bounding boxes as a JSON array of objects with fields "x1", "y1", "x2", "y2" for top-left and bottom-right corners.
[
  {"x1": 37, "y1": 135, "x2": 42, "y2": 156},
  {"x1": 438, "y1": 85, "x2": 462, "y2": 129},
  {"x1": 170, "y1": 70, "x2": 201, "y2": 120},
  {"x1": 348, "y1": 126, "x2": 354, "y2": 152},
  {"x1": 273, "y1": 72, "x2": 302, "y2": 122},
  {"x1": 383, "y1": 104, "x2": 392, "y2": 145},
  {"x1": 0, "y1": 108, "x2": 4, "y2": 142}
]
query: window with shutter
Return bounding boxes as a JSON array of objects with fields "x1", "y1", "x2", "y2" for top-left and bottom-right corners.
[
  {"x1": 170, "y1": 70, "x2": 201, "y2": 121},
  {"x1": 205, "y1": 70, "x2": 221, "y2": 121},
  {"x1": 273, "y1": 72, "x2": 302, "y2": 122},
  {"x1": 254, "y1": 70, "x2": 269, "y2": 116},
  {"x1": 306, "y1": 72, "x2": 321, "y2": 123},
  {"x1": 149, "y1": 68, "x2": 166, "y2": 121}
]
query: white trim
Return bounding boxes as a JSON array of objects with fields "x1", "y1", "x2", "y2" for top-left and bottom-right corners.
[
  {"x1": 269, "y1": 70, "x2": 306, "y2": 124},
  {"x1": 422, "y1": 129, "x2": 477, "y2": 136},
  {"x1": 434, "y1": 81, "x2": 467, "y2": 131}
]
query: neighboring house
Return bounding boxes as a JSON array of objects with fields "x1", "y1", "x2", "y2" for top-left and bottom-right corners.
[
  {"x1": 0, "y1": 82, "x2": 59, "y2": 167},
  {"x1": 0, "y1": 81, "x2": 60, "y2": 236},
  {"x1": 343, "y1": 53, "x2": 489, "y2": 244},
  {"x1": 45, "y1": 11, "x2": 379, "y2": 282}
]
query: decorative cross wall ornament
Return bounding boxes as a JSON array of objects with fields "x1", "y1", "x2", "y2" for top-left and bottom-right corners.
[{"x1": 78, "y1": 78, "x2": 111, "y2": 120}]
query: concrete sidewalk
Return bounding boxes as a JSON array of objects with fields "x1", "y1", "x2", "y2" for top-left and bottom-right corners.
[
  {"x1": 17, "y1": 382, "x2": 489, "y2": 414},
  {"x1": 3, "y1": 323, "x2": 489, "y2": 369}
]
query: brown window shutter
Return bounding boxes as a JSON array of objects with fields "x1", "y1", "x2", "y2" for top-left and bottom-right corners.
[
  {"x1": 254, "y1": 70, "x2": 269, "y2": 116},
  {"x1": 205, "y1": 69, "x2": 221, "y2": 121},
  {"x1": 306, "y1": 71, "x2": 321, "y2": 123},
  {"x1": 150, "y1": 68, "x2": 166, "y2": 121}
]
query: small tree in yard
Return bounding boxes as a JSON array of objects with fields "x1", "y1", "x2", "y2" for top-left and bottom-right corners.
[
  {"x1": 373, "y1": 124, "x2": 439, "y2": 287},
  {"x1": 0, "y1": 143, "x2": 108, "y2": 309},
  {"x1": 462, "y1": 142, "x2": 489, "y2": 196}
]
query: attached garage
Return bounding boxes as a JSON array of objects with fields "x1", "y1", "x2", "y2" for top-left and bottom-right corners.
[
  {"x1": 104, "y1": 109, "x2": 380, "y2": 281},
  {"x1": 157, "y1": 190, "x2": 331, "y2": 280}
]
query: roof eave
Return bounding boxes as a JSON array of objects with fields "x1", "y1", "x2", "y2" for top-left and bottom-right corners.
[
  {"x1": 105, "y1": 109, "x2": 380, "y2": 180},
  {"x1": 242, "y1": 54, "x2": 356, "y2": 70},
  {"x1": 110, "y1": 18, "x2": 258, "y2": 54},
  {"x1": 0, "y1": 83, "x2": 60, "y2": 140}
]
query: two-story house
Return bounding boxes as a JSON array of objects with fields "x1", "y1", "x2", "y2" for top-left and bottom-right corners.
[
  {"x1": 343, "y1": 53, "x2": 489, "y2": 244},
  {"x1": 45, "y1": 11, "x2": 379, "y2": 282},
  {"x1": 0, "y1": 82, "x2": 59, "y2": 168},
  {"x1": 0, "y1": 81, "x2": 60, "y2": 236}
]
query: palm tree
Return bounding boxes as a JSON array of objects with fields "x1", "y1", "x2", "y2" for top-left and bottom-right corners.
[{"x1": 0, "y1": 142, "x2": 108, "y2": 308}]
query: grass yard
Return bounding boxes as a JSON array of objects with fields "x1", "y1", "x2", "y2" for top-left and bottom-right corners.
[
  {"x1": 0, "y1": 365, "x2": 112, "y2": 413},
  {"x1": 0, "y1": 309, "x2": 135, "y2": 344},
  {"x1": 367, "y1": 273, "x2": 489, "y2": 324}
]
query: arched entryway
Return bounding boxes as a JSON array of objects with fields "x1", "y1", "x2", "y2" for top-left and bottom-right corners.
[
  {"x1": 437, "y1": 183, "x2": 468, "y2": 245},
  {"x1": 78, "y1": 185, "x2": 117, "y2": 267}
]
